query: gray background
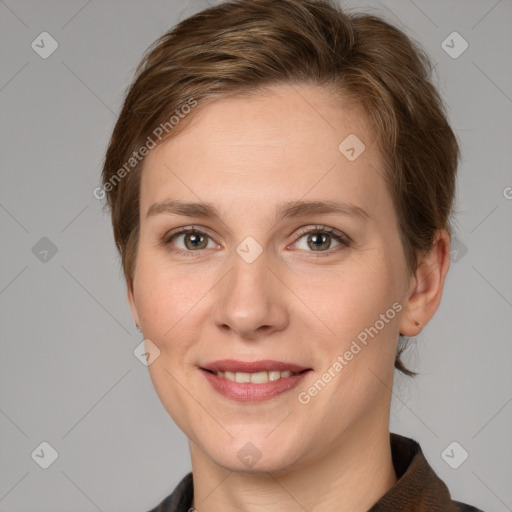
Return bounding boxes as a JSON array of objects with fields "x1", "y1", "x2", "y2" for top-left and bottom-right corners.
[{"x1": 1, "y1": 0, "x2": 511, "y2": 511}]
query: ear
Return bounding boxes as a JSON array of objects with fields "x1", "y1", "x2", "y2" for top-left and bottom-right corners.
[
  {"x1": 126, "y1": 280, "x2": 141, "y2": 329},
  {"x1": 399, "y1": 230, "x2": 451, "y2": 337}
]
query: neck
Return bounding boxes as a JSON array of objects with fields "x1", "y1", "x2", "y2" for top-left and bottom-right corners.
[{"x1": 189, "y1": 420, "x2": 397, "y2": 512}]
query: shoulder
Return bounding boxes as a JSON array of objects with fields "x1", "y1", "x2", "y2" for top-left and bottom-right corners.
[
  {"x1": 145, "y1": 472, "x2": 193, "y2": 512},
  {"x1": 372, "y1": 433, "x2": 487, "y2": 512}
]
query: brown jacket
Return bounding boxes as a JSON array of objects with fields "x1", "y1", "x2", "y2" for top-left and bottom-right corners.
[{"x1": 147, "y1": 433, "x2": 485, "y2": 511}]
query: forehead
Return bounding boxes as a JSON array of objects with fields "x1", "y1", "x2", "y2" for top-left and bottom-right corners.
[{"x1": 139, "y1": 84, "x2": 388, "y2": 220}]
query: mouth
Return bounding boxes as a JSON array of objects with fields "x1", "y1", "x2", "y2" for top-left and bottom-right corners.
[{"x1": 199, "y1": 359, "x2": 312, "y2": 402}]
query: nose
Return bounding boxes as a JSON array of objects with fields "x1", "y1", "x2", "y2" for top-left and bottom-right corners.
[{"x1": 212, "y1": 249, "x2": 289, "y2": 340}]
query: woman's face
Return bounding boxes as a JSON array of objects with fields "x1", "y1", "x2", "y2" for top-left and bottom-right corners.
[{"x1": 128, "y1": 84, "x2": 416, "y2": 472}]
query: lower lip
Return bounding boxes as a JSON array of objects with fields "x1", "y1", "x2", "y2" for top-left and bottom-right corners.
[{"x1": 201, "y1": 369, "x2": 311, "y2": 402}]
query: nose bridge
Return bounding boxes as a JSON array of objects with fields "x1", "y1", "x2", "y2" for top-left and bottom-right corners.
[{"x1": 212, "y1": 244, "x2": 288, "y2": 337}]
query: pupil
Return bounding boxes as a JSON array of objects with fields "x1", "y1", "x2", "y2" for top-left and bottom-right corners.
[
  {"x1": 186, "y1": 232, "x2": 206, "y2": 249},
  {"x1": 309, "y1": 233, "x2": 329, "y2": 251}
]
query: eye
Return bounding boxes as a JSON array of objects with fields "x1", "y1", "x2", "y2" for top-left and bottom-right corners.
[
  {"x1": 161, "y1": 224, "x2": 350, "y2": 257},
  {"x1": 291, "y1": 225, "x2": 350, "y2": 253},
  {"x1": 162, "y1": 227, "x2": 218, "y2": 255}
]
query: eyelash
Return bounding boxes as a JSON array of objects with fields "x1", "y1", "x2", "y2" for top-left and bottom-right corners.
[{"x1": 161, "y1": 225, "x2": 351, "y2": 258}]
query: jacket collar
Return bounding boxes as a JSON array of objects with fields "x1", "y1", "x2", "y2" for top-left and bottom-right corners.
[
  {"x1": 152, "y1": 432, "x2": 482, "y2": 511},
  {"x1": 369, "y1": 433, "x2": 452, "y2": 511}
]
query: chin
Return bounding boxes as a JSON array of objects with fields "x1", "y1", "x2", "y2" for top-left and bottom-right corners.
[{"x1": 200, "y1": 434, "x2": 304, "y2": 475}]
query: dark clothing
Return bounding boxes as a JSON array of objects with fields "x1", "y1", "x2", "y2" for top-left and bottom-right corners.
[{"x1": 147, "y1": 433, "x2": 484, "y2": 511}]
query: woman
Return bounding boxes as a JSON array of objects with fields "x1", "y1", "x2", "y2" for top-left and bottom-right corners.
[{"x1": 101, "y1": 0, "x2": 484, "y2": 510}]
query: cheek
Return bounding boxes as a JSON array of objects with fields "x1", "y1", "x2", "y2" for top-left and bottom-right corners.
[
  {"x1": 311, "y1": 264, "x2": 401, "y2": 406},
  {"x1": 133, "y1": 252, "x2": 195, "y2": 348},
  {"x1": 318, "y1": 262, "x2": 401, "y2": 334},
  {"x1": 309, "y1": 264, "x2": 403, "y2": 388}
]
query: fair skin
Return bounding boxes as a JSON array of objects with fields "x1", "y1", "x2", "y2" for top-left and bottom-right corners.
[{"x1": 128, "y1": 84, "x2": 450, "y2": 512}]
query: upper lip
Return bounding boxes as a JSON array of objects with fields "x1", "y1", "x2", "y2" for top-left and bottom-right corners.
[{"x1": 201, "y1": 360, "x2": 311, "y2": 373}]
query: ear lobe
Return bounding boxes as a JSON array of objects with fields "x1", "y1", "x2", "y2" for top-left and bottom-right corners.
[{"x1": 398, "y1": 230, "x2": 451, "y2": 337}]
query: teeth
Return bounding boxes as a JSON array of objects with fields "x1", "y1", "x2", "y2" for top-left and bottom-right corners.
[
  {"x1": 235, "y1": 372, "x2": 250, "y2": 383},
  {"x1": 215, "y1": 370, "x2": 297, "y2": 383},
  {"x1": 269, "y1": 371, "x2": 282, "y2": 381},
  {"x1": 247, "y1": 371, "x2": 266, "y2": 383}
]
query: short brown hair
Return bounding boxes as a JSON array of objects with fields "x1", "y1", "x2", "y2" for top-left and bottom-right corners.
[{"x1": 101, "y1": 0, "x2": 459, "y2": 376}]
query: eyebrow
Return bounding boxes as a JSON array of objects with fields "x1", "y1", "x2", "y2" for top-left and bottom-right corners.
[{"x1": 146, "y1": 199, "x2": 370, "y2": 223}]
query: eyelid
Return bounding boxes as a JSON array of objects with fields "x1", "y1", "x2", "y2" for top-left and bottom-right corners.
[
  {"x1": 292, "y1": 224, "x2": 352, "y2": 245},
  {"x1": 162, "y1": 226, "x2": 221, "y2": 250},
  {"x1": 163, "y1": 225, "x2": 215, "y2": 241}
]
